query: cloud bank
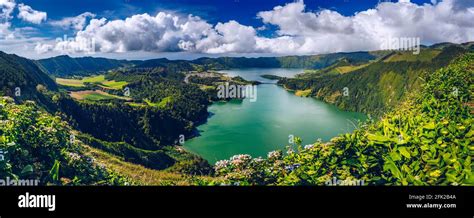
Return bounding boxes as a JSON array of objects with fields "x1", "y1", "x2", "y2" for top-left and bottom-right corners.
[{"x1": 37, "y1": 0, "x2": 474, "y2": 55}]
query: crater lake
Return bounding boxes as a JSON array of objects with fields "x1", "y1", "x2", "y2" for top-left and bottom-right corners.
[{"x1": 184, "y1": 68, "x2": 367, "y2": 163}]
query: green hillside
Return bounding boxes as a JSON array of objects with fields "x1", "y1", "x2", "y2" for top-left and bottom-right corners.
[
  {"x1": 38, "y1": 55, "x2": 137, "y2": 77},
  {"x1": 298, "y1": 58, "x2": 372, "y2": 79},
  {"x1": 0, "y1": 51, "x2": 57, "y2": 105},
  {"x1": 279, "y1": 46, "x2": 469, "y2": 115}
]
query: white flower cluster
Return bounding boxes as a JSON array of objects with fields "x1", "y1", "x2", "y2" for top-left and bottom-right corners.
[
  {"x1": 267, "y1": 151, "x2": 282, "y2": 160},
  {"x1": 214, "y1": 160, "x2": 230, "y2": 171},
  {"x1": 230, "y1": 154, "x2": 252, "y2": 167},
  {"x1": 66, "y1": 152, "x2": 81, "y2": 161}
]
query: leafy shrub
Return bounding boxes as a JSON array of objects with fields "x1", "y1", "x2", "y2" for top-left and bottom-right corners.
[{"x1": 0, "y1": 97, "x2": 130, "y2": 185}]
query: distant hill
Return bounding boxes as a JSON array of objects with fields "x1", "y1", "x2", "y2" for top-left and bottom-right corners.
[
  {"x1": 35, "y1": 42, "x2": 474, "y2": 78},
  {"x1": 0, "y1": 51, "x2": 57, "y2": 102},
  {"x1": 37, "y1": 55, "x2": 138, "y2": 77},
  {"x1": 35, "y1": 51, "x2": 396, "y2": 78},
  {"x1": 132, "y1": 51, "x2": 385, "y2": 73},
  {"x1": 191, "y1": 51, "x2": 384, "y2": 70},
  {"x1": 278, "y1": 45, "x2": 471, "y2": 115},
  {"x1": 135, "y1": 58, "x2": 196, "y2": 73}
]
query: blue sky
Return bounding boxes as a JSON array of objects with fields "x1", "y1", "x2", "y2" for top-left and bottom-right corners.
[
  {"x1": 1, "y1": 0, "x2": 472, "y2": 59},
  {"x1": 16, "y1": 0, "x2": 432, "y2": 37}
]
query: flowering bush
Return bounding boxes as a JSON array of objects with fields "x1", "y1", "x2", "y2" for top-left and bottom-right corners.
[{"x1": 214, "y1": 153, "x2": 286, "y2": 185}]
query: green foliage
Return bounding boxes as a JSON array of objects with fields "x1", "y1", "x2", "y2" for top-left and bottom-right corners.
[
  {"x1": 164, "y1": 147, "x2": 213, "y2": 176},
  {"x1": 0, "y1": 97, "x2": 130, "y2": 185},
  {"x1": 209, "y1": 53, "x2": 474, "y2": 186},
  {"x1": 82, "y1": 92, "x2": 117, "y2": 101}
]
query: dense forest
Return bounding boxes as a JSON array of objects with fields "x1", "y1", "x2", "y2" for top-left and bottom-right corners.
[
  {"x1": 0, "y1": 52, "x2": 57, "y2": 100},
  {"x1": 38, "y1": 55, "x2": 137, "y2": 77}
]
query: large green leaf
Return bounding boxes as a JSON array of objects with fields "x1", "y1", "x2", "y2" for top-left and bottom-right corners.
[
  {"x1": 49, "y1": 160, "x2": 60, "y2": 181},
  {"x1": 398, "y1": 147, "x2": 411, "y2": 159},
  {"x1": 383, "y1": 157, "x2": 402, "y2": 179}
]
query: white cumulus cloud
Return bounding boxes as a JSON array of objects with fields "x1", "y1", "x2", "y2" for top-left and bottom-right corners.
[
  {"x1": 49, "y1": 12, "x2": 95, "y2": 31},
  {"x1": 0, "y1": 0, "x2": 15, "y2": 39},
  {"x1": 17, "y1": 3, "x2": 47, "y2": 24},
  {"x1": 0, "y1": 0, "x2": 15, "y2": 20},
  {"x1": 255, "y1": 0, "x2": 474, "y2": 54}
]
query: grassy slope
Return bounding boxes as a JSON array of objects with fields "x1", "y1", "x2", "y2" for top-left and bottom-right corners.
[
  {"x1": 101, "y1": 80, "x2": 128, "y2": 89},
  {"x1": 83, "y1": 145, "x2": 193, "y2": 185},
  {"x1": 56, "y1": 78, "x2": 85, "y2": 87},
  {"x1": 69, "y1": 90, "x2": 131, "y2": 101},
  {"x1": 383, "y1": 50, "x2": 441, "y2": 62},
  {"x1": 56, "y1": 75, "x2": 129, "y2": 90},
  {"x1": 57, "y1": 75, "x2": 131, "y2": 102}
]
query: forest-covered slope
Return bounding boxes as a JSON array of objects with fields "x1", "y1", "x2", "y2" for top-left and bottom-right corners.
[
  {"x1": 278, "y1": 46, "x2": 470, "y2": 115},
  {"x1": 0, "y1": 51, "x2": 57, "y2": 106},
  {"x1": 37, "y1": 55, "x2": 137, "y2": 77}
]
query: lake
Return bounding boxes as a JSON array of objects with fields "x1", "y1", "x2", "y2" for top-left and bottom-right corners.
[{"x1": 184, "y1": 68, "x2": 367, "y2": 164}]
